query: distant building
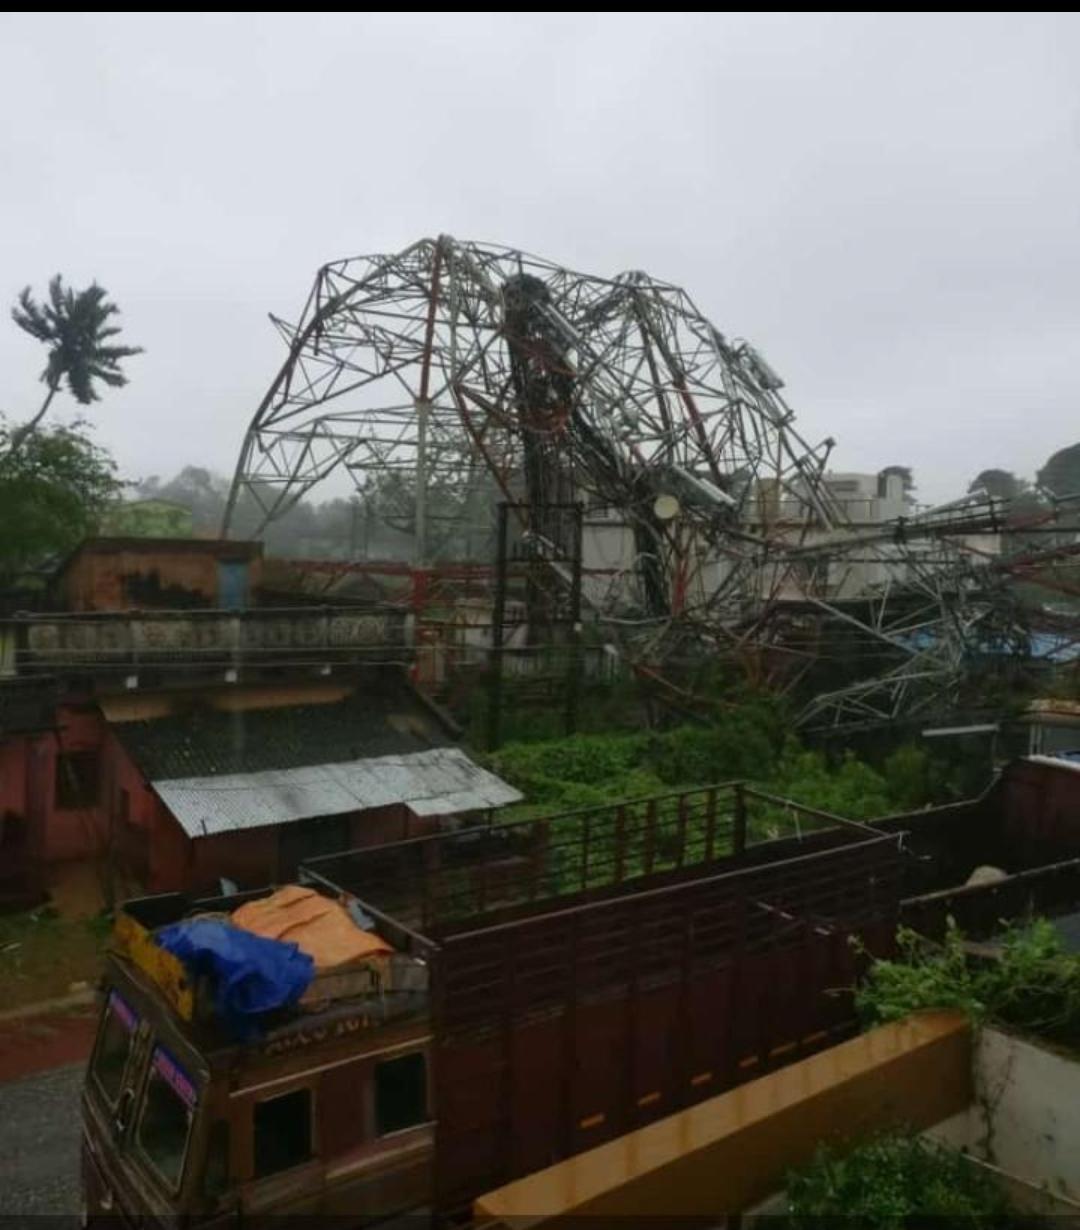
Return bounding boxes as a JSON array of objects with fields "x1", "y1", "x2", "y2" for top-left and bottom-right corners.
[
  {"x1": 0, "y1": 535, "x2": 518, "y2": 911},
  {"x1": 101, "y1": 498, "x2": 195, "y2": 540},
  {"x1": 51, "y1": 537, "x2": 262, "y2": 611},
  {"x1": 755, "y1": 468, "x2": 912, "y2": 527},
  {"x1": 1021, "y1": 699, "x2": 1080, "y2": 760},
  {"x1": 819, "y1": 470, "x2": 911, "y2": 524}
]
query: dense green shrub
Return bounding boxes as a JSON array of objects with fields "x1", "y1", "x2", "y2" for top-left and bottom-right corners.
[
  {"x1": 784, "y1": 1131, "x2": 1014, "y2": 1228},
  {"x1": 486, "y1": 710, "x2": 946, "y2": 828},
  {"x1": 857, "y1": 918, "x2": 1080, "y2": 1049}
]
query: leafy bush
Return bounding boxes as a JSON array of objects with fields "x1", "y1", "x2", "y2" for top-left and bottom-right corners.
[
  {"x1": 0, "y1": 417, "x2": 122, "y2": 581},
  {"x1": 769, "y1": 742, "x2": 894, "y2": 820},
  {"x1": 486, "y1": 691, "x2": 789, "y2": 808},
  {"x1": 881, "y1": 743, "x2": 937, "y2": 811},
  {"x1": 855, "y1": 923, "x2": 987, "y2": 1026},
  {"x1": 784, "y1": 1131, "x2": 1014, "y2": 1229},
  {"x1": 487, "y1": 706, "x2": 948, "y2": 836},
  {"x1": 857, "y1": 918, "x2": 1080, "y2": 1048},
  {"x1": 463, "y1": 676, "x2": 650, "y2": 746},
  {"x1": 647, "y1": 712, "x2": 779, "y2": 786},
  {"x1": 983, "y1": 918, "x2": 1080, "y2": 1045}
]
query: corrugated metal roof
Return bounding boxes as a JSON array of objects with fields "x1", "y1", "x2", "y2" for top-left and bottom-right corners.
[
  {"x1": 153, "y1": 747, "x2": 523, "y2": 838},
  {"x1": 113, "y1": 688, "x2": 447, "y2": 779}
]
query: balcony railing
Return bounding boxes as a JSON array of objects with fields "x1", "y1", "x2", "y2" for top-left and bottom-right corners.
[{"x1": 0, "y1": 605, "x2": 408, "y2": 677}]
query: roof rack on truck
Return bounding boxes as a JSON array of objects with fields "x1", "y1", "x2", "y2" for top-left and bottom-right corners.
[{"x1": 110, "y1": 881, "x2": 431, "y2": 1041}]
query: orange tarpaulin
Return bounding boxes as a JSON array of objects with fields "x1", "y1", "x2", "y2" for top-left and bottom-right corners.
[{"x1": 231, "y1": 885, "x2": 392, "y2": 971}]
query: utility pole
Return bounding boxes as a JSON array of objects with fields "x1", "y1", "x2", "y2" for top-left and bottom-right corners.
[
  {"x1": 349, "y1": 498, "x2": 359, "y2": 560},
  {"x1": 414, "y1": 397, "x2": 430, "y2": 566},
  {"x1": 564, "y1": 502, "x2": 584, "y2": 736},
  {"x1": 488, "y1": 502, "x2": 510, "y2": 751}
]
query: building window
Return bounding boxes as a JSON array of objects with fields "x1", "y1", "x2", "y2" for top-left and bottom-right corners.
[
  {"x1": 55, "y1": 750, "x2": 100, "y2": 809},
  {"x1": 254, "y1": 1088, "x2": 312, "y2": 1178},
  {"x1": 375, "y1": 1052, "x2": 428, "y2": 1136}
]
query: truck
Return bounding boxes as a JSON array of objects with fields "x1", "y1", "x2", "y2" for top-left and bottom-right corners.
[{"x1": 80, "y1": 780, "x2": 915, "y2": 1226}]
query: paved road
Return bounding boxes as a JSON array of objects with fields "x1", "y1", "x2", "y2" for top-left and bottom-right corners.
[{"x1": 0, "y1": 1062, "x2": 83, "y2": 1214}]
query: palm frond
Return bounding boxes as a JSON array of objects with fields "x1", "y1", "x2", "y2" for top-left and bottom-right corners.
[
  {"x1": 11, "y1": 286, "x2": 53, "y2": 342},
  {"x1": 11, "y1": 275, "x2": 142, "y2": 406}
]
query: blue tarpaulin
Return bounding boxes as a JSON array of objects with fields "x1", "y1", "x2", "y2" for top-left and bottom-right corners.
[{"x1": 156, "y1": 919, "x2": 314, "y2": 1037}]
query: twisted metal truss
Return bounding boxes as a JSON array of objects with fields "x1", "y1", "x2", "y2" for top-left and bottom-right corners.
[
  {"x1": 790, "y1": 494, "x2": 1080, "y2": 732},
  {"x1": 224, "y1": 235, "x2": 839, "y2": 610},
  {"x1": 225, "y1": 236, "x2": 1080, "y2": 733}
]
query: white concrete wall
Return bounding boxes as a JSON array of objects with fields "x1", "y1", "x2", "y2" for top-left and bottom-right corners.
[
  {"x1": 931, "y1": 1026, "x2": 1080, "y2": 1207},
  {"x1": 582, "y1": 519, "x2": 638, "y2": 608},
  {"x1": 747, "y1": 1025, "x2": 1080, "y2": 1223}
]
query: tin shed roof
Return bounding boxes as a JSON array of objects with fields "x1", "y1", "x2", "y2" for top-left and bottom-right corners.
[
  {"x1": 110, "y1": 685, "x2": 520, "y2": 837},
  {"x1": 153, "y1": 747, "x2": 523, "y2": 837},
  {"x1": 115, "y1": 689, "x2": 446, "y2": 779}
]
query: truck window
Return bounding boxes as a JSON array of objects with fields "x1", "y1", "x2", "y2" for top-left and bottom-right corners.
[
  {"x1": 91, "y1": 989, "x2": 139, "y2": 1104},
  {"x1": 254, "y1": 1088, "x2": 312, "y2": 1177},
  {"x1": 137, "y1": 1046, "x2": 198, "y2": 1190},
  {"x1": 375, "y1": 1052, "x2": 427, "y2": 1136}
]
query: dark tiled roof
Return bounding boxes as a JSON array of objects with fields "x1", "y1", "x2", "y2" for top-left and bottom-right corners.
[{"x1": 115, "y1": 687, "x2": 448, "y2": 781}]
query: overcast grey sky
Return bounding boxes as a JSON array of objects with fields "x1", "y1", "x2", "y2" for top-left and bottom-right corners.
[{"x1": 1, "y1": 12, "x2": 1078, "y2": 504}]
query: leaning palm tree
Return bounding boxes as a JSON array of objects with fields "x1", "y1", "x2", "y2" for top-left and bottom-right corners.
[{"x1": 4, "y1": 275, "x2": 142, "y2": 460}]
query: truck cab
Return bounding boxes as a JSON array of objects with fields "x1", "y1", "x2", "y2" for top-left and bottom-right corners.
[{"x1": 81, "y1": 887, "x2": 434, "y2": 1228}]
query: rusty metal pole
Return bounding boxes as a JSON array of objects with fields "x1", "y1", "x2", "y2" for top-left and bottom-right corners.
[
  {"x1": 413, "y1": 239, "x2": 442, "y2": 568},
  {"x1": 564, "y1": 501, "x2": 584, "y2": 736},
  {"x1": 414, "y1": 396, "x2": 429, "y2": 565},
  {"x1": 488, "y1": 501, "x2": 509, "y2": 751}
]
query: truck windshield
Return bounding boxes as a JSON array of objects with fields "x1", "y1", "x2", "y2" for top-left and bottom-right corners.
[
  {"x1": 136, "y1": 1045, "x2": 199, "y2": 1191},
  {"x1": 91, "y1": 989, "x2": 139, "y2": 1104}
]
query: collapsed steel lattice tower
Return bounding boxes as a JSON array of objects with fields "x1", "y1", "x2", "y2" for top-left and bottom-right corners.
[
  {"x1": 225, "y1": 236, "x2": 1080, "y2": 731},
  {"x1": 224, "y1": 235, "x2": 841, "y2": 617}
]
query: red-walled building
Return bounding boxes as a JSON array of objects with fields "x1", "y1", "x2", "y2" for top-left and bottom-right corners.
[
  {"x1": 0, "y1": 676, "x2": 519, "y2": 908},
  {"x1": 50, "y1": 537, "x2": 263, "y2": 611},
  {"x1": 0, "y1": 536, "x2": 521, "y2": 911}
]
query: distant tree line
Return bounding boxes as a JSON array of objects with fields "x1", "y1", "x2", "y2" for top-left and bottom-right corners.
[
  {"x1": 968, "y1": 442, "x2": 1080, "y2": 505},
  {"x1": 966, "y1": 449, "x2": 1080, "y2": 598},
  {"x1": 6, "y1": 271, "x2": 1080, "y2": 585},
  {"x1": 130, "y1": 465, "x2": 497, "y2": 562},
  {"x1": 131, "y1": 467, "x2": 412, "y2": 559}
]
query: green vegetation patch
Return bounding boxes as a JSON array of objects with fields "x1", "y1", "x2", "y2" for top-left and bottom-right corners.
[
  {"x1": 856, "y1": 919, "x2": 1080, "y2": 1049},
  {"x1": 784, "y1": 1131, "x2": 1016, "y2": 1229}
]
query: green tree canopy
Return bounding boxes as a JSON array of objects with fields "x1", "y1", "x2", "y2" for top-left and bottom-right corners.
[
  {"x1": 0, "y1": 418, "x2": 122, "y2": 582},
  {"x1": 1038, "y1": 442, "x2": 1080, "y2": 499},
  {"x1": 968, "y1": 468, "x2": 1031, "y2": 502}
]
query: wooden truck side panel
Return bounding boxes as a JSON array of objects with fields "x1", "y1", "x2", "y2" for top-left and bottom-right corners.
[{"x1": 430, "y1": 834, "x2": 901, "y2": 1212}]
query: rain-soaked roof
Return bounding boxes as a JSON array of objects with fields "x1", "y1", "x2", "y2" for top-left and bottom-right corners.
[
  {"x1": 152, "y1": 746, "x2": 523, "y2": 838},
  {"x1": 114, "y1": 687, "x2": 447, "y2": 779}
]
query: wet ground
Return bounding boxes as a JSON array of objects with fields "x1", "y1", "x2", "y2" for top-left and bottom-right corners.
[
  {"x1": 0, "y1": 1061, "x2": 83, "y2": 1214},
  {"x1": 0, "y1": 1003, "x2": 96, "y2": 1083}
]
